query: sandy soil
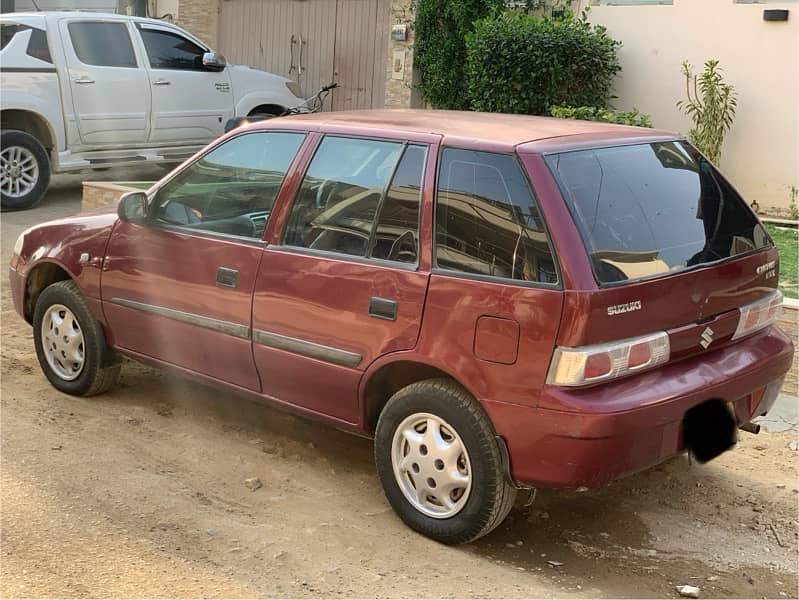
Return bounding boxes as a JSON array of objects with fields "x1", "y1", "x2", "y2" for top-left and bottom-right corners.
[{"x1": 1, "y1": 172, "x2": 798, "y2": 598}]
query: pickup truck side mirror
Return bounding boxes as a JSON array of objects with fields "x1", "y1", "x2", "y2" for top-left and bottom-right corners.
[
  {"x1": 117, "y1": 191, "x2": 148, "y2": 225},
  {"x1": 203, "y1": 51, "x2": 226, "y2": 72}
]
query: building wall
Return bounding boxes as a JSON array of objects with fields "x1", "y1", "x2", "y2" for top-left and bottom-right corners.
[
  {"x1": 577, "y1": 0, "x2": 798, "y2": 212},
  {"x1": 384, "y1": 0, "x2": 423, "y2": 108}
]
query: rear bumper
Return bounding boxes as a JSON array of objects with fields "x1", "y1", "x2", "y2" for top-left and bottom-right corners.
[{"x1": 485, "y1": 326, "x2": 794, "y2": 489}]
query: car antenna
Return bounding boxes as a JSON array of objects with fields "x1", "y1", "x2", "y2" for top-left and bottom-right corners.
[{"x1": 30, "y1": 0, "x2": 42, "y2": 10}]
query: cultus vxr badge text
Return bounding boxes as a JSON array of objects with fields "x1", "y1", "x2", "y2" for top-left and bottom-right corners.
[{"x1": 607, "y1": 300, "x2": 642, "y2": 316}]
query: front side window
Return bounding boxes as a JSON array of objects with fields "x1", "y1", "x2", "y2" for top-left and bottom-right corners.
[
  {"x1": 435, "y1": 148, "x2": 558, "y2": 284},
  {"x1": 545, "y1": 141, "x2": 771, "y2": 284},
  {"x1": 139, "y1": 28, "x2": 206, "y2": 70},
  {"x1": 152, "y1": 131, "x2": 305, "y2": 240},
  {"x1": 68, "y1": 22, "x2": 137, "y2": 68},
  {"x1": 282, "y1": 136, "x2": 410, "y2": 258}
]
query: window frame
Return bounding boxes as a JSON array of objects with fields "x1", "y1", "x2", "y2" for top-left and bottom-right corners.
[
  {"x1": 431, "y1": 146, "x2": 562, "y2": 290},
  {"x1": 136, "y1": 23, "x2": 211, "y2": 71},
  {"x1": 145, "y1": 129, "x2": 308, "y2": 246},
  {"x1": 67, "y1": 20, "x2": 139, "y2": 69},
  {"x1": 275, "y1": 133, "x2": 428, "y2": 270},
  {"x1": 541, "y1": 139, "x2": 773, "y2": 289}
]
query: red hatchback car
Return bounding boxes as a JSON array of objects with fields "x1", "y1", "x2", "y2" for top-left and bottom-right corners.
[{"x1": 9, "y1": 111, "x2": 794, "y2": 543}]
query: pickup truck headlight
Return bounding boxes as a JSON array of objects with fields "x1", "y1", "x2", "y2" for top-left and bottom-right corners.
[{"x1": 285, "y1": 80, "x2": 303, "y2": 98}]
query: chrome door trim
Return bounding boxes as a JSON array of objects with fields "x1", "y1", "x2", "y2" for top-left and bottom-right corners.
[
  {"x1": 110, "y1": 298, "x2": 250, "y2": 340},
  {"x1": 252, "y1": 329, "x2": 362, "y2": 368}
]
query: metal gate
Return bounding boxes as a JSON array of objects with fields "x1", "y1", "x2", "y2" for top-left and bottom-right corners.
[{"x1": 218, "y1": 0, "x2": 388, "y2": 111}]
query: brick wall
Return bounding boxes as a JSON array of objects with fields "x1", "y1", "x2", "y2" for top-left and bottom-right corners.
[
  {"x1": 778, "y1": 301, "x2": 798, "y2": 396},
  {"x1": 176, "y1": 0, "x2": 219, "y2": 48},
  {"x1": 81, "y1": 182, "x2": 142, "y2": 212}
]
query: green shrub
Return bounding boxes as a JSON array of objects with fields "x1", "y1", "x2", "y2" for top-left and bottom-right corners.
[
  {"x1": 415, "y1": 0, "x2": 504, "y2": 109},
  {"x1": 465, "y1": 11, "x2": 621, "y2": 115},
  {"x1": 677, "y1": 59, "x2": 737, "y2": 165},
  {"x1": 550, "y1": 105, "x2": 653, "y2": 127}
]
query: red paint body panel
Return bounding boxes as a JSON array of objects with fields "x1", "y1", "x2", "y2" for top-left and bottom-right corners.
[
  {"x1": 101, "y1": 222, "x2": 262, "y2": 390},
  {"x1": 415, "y1": 274, "x2": 563, "y2": 407},
  {"x1": 8, "y1": 110, "x2": 795, "y2": 494}
]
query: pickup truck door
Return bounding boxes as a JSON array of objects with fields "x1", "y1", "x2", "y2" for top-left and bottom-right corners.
[
  {"x1": 57, "y1": 18, "x2": 150, "y2": 146},
  {"x1": 133, "y1": 23, "x2": 234, "y2": 144}
]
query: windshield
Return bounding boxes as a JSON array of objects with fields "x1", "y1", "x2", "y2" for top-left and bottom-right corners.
[{"x1": 545, "y1": 141, "x2": 771, "y2": 285}]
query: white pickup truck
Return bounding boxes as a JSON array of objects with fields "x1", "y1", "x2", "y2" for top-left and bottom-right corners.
[{"x1": 0, "y1": 12, "x2": 304, "y2": 209}]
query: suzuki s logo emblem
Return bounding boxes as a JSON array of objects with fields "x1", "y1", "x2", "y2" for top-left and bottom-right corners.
[{"x1": 700, "y1": 326, "x2": 715, "y2": 349}]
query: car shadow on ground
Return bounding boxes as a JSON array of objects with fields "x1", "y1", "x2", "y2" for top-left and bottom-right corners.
[{"x1": 100, "y1": 358, "x2": 797, "y2": 599}]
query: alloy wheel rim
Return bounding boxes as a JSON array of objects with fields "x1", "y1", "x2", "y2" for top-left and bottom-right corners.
[
  {"x1": 41, "y1": 304, "x2": 85, "y2": 381},
  {"x1": 1, "y1": 145, "x2": 39, "y2": 198},
  {"x1": 391, "y1": 412, "x2": 472, "y2": 519}
]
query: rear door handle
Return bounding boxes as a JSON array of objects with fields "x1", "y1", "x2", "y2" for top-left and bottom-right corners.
[
  {"x1": 216, "y1": 267, "x2": 239, "y2": 288},
  {"x1": 153, "y1": 79, "x2": 171, "y2": 86},
  {"x1": 73, "y1": 77, "x2": 95, "y2": 84},
  {"x1": 368, "y1": 297, "x2": 397, "y2": 321}
]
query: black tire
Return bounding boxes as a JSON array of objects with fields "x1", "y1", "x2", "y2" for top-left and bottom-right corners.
[
  {"x1": 1, "y1": 129, "x2": 51, "y2": 211},
  {"x1": 375, "y1": 378, "x2": 517, "y2": 544},
  {"x1": 33, "y1": 280, "x2": 121, "y2": 396}
]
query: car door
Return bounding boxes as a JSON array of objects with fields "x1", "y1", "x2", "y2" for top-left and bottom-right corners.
[
  {"x1": 58, "y1": 18, "x2": 151, "y2": 146},
  {"x1": 101, "y1": 130, "x2": 307, "y2": 390},
  {"x1": 252, "y1": 134, "x2": 437, "y2": 424},
  {"x1": 134, "y1": 23, "x2": 234, "y2": 144}
]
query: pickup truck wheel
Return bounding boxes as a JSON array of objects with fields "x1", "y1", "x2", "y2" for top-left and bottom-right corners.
[
  {"x1": 1, "y1": 130, "x2": 50, "y2": 211},
  {"x1": 374, "y1": 379, "x2": 516, "y2": 544},
  {"x1": 33, "y1": 280, "x2": 121, "y2": 396}
]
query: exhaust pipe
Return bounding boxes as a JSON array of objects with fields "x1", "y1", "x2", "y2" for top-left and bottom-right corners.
[{"x1": 739, "y1": 422, "x2": 760, "y2": 434}]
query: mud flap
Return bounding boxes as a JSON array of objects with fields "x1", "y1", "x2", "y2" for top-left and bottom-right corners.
[{"x1": 683, "y1": 399, "x2": 737, "y2": 463}]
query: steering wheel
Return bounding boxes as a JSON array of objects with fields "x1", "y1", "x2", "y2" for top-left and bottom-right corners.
[
  {"x1": 315, "y1": 179, "x2": 336, "y2": 209},
  {"x1": 388, "y1": 230, "x2": 417, "y2": 262}
]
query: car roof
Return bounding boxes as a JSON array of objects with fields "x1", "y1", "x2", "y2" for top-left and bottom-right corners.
[
  {"x1": 3, "y1": 11, "x2": 176, "y2": 26},
  {"x1": 272, "y1": 109, "x2": 678, "y2": 152}
]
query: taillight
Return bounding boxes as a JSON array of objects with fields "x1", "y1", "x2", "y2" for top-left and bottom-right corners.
[
  {"x1": 732, "y1": 290, "x2": 783, "y2": 341},
  {"x1": 546, "y1": 331, "x2": 670, "y2": 387}
]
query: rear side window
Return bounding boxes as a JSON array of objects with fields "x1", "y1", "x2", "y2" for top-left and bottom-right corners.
[
  {"x1": 435, "y1": 148, "x2": 558, "y2": 284},
  {"x1": 283, "y1": 136, "x2": 404, "y2": 258},
  {"x1": 68, "y1": 22, "x2": 137, "y2": 68},
  {"x1": 0, "y1": 24, "x2": 52, "y2": 63},
  {"x1": 545, "y1": 141, "x2": 770, "y2": 285},
  {"x1": 139, "y1": 28, "x2": 206, "y2": 70}
]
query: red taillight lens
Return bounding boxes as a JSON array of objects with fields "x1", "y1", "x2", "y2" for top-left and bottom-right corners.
[
  {"x1": 547, "y1": 331, "x2": 670, "y2": 387},
  {"x1": 584, "y1": 352, "x2": 612, "y2": 379},
  {"x1": 627, "y1": 341, "x2": 652, "y2": 368},
  {"x1": 733, "y1": 291, "x2": 783, "y2": 341}
]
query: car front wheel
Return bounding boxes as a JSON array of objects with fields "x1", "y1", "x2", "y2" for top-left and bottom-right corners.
[
  {"x1": 33, "y1": 280, "x2": 121, "y2": 396},
  {"x1": 375, "y1": 379, "x2": 517, "y2": 544}
]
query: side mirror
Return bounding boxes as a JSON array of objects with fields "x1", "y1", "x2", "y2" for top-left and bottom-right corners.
[
  {"x1": 202, "y1": 51, "x2": 226, "y2": 72},
  {"x1": 117, "y1": 191, "x2": 148, "y2": 225}
]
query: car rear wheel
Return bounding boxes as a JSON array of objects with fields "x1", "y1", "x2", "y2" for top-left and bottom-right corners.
[
  {"x1": 374, "y1": 378, "x2": 516, "y2": 544},
  {"x1": 1, "y1": 130, "x2": 50, "y2": 211},
  {"x1": 33, "y1": 280, "x2": 121, "y2": 396}
]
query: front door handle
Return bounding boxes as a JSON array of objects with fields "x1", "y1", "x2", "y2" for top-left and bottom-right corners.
[
  {"x1": 216, "y1": 267, "x2": 239, "y2": 288},
  {"x1": 369, "y1": 297, "x2": 397, "y2": 321},
  {"x1": 73, "y1": 77, "x2": 95, "y2": 84},
  {"x1": 153, "y1": 79, "x2": 171, "y2": 86}
]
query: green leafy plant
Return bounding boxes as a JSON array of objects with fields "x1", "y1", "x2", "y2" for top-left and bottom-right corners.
[
  {"x1": 550, "y1": 105, "x2": 652, "y2": 127},
  {"x1": 415, "y1": 0, "x2": 503, "y2": 109},
  {"x1": 464, "y1": 11, "x2": 621, "y2": 115},
  {"x1": 677, "y1": 60, "x2": 737, "y2": 165}
]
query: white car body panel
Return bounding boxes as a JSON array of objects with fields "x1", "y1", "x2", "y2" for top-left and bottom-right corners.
[{"x1": 0, "y1": 11, "x2": 305, "y2": 174}]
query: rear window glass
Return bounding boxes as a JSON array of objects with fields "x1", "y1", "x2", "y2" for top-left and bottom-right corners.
[
  {"x1": 546, "y1": 141, "x2": 770, "y2": 285},
  {"x1": 68, "y1": 22, "x2": 137, "y2": 68},
  {"x1": 0, "y1": 24, "x2": 52, "y2": 63}
]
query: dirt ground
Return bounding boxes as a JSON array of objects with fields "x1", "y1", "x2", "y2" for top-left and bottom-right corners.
[{"x1": 2, "y1": 171, "x2": 798, "y2": 599}]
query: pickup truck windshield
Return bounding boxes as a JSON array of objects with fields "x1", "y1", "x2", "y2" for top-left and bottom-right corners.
[{"x1": 545, "y1": 141, "x2": 770, "y2": 285}]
